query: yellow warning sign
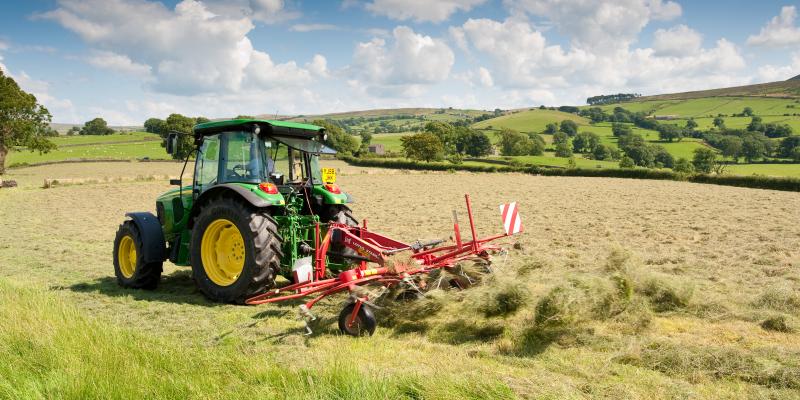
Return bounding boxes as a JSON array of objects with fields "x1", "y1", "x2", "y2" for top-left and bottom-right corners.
[{"x1": 321, "y1": 167, "x2": 336, "y2": 183}]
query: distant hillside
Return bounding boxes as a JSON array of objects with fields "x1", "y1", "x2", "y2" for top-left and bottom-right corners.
[
  {"x1": 285, "y1": 107, "x2": 488, "y2": 121},
  {"x1": 50, "y1": 123, "x2": 144, "y2": 134},
  {"x1": 634, "y1": 78, "x2": 800, "y2": 101},
  {"x1": 472, "y1": 109, "x2": 586, "y2": 133}
]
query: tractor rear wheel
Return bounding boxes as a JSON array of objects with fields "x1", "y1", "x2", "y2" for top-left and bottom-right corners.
[
  {"x1": 113, "y1": 221, "x2": 162, "y2": 289},
  {"x1": 323, "y1": 205, "x2": 359, "y2": 264},
  {"x1": 191, "y1": 197, "x2": 282, "y2": 303}
]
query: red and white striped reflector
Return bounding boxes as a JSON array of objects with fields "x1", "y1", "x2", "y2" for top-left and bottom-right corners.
[{"x1": 499, "y1": 202, "x2": 522, "y2": 235}]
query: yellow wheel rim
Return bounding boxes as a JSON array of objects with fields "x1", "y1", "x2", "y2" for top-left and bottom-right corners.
[
  {"x1": 201, "y1": 219, "x2": 246, "y2": 286},
  {"x1": 118, "y1": 235, "x2": 137, "y2": 278}
]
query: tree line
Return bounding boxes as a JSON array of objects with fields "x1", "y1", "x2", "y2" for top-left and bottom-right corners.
[{"x1": 586, "y1": 93, "x2": 641, "y2": 106}]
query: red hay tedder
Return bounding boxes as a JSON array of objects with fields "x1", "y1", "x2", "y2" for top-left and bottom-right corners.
[{"x1": 246, "y1": 194, "x2": 524, "y2": 336}]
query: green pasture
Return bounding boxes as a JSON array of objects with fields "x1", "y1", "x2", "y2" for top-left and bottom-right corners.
[
  {"x1": 598, "y1": 97, "x2": 800, "y2": 118},
  {"x1": 471, "y1": 109, "x2": 588, "y2": 133},
  {"x1": 7, "y1": 131, "x2": 168, "y2": 167}
]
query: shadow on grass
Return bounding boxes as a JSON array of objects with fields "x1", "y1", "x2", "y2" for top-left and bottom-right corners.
[{"x1": 61, "y1": 270, "x2": 219, "y2": 306}]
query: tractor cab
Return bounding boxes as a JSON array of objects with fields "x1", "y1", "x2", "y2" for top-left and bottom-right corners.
[{"x1": 167, "y1": 119, "x2": 348, "y2": 209}]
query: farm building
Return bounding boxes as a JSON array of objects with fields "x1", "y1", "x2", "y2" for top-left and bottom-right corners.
[{"x1": 368, "y1": 144, "x2": 385, "y2": 154}]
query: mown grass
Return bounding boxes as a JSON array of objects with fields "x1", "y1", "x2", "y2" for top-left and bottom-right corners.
[{"x1": 2, "y1": 161, "x2": 800, "y2": 398}]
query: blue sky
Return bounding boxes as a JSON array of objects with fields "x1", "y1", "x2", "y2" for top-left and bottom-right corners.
[{"x1": 0, "y1": 0, "x2": 799, "y2": 124}]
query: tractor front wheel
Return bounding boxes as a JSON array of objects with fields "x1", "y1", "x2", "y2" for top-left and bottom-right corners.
[
  {"x1": 113, "y1": 221, "x2": 162, "y2": 289},
  {"x1": 191, "y1": 198, "x2": 282, "y2": 303},
  {"x1": 338, "y1": 302, "x2": 377, "y2": 336}
]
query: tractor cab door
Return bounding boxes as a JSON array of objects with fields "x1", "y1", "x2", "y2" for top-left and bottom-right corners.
[{"x1": 194, "y1": 134, "x2": 221, "y2": 196}]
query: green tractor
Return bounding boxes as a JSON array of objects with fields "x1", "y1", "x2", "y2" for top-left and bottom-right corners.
[{"x1": 113, "y1": 119, "x2": 358, "y2": 303}]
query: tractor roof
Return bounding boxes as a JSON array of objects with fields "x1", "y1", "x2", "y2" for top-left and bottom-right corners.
[{"x1": 193, "y1": 118, "x2": 324, "y2": 138}]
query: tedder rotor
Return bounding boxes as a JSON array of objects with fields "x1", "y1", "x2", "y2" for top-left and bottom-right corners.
[{"x1": 112, "y1": 118, "x2": 523, "y2": 336}]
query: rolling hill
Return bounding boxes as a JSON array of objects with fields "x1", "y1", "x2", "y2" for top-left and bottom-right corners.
[{"x1": 630, "y1": 77, "x2": 800, "y2": 101}]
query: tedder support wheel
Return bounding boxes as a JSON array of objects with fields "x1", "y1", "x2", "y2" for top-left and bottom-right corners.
[
  {"x1": 113, "y1": 221, "x2": 162, "y2": 289},
  {"x1": 190, "y1": 197, "x2": 282, "y2": 303},
  {"x1": 338, "y1": 302, "x2": 377, "y2": 337},
  {"x1": 324, "y1": 205, "x2": 359, "y2": 264}
]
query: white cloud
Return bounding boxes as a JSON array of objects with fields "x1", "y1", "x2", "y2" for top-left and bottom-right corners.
[
  {"x1": 41, "y1": 0, "x2": 314, "y2": 96},
  {"x1": 200, "y1": 0, "x2": 300, "y2": 24},
  {"x1": 504, "y1": 0, "x2": 682, "y2": 51},
  {"x1": 478, "y1": 67, "x2": 493, "y2": 87},
  {"x1": 290, "y1": 23, "x2": 339, "y2": 32},
  {"x1": 305, "y1": 54, "x2": 329, "y2": 78},
  {"x1": 365, "y1": 0, "x2": 487, "y2": 23},
  {"x1": 757, "y1": 53, "x2": 800, "y2": 82},
  {"x1": 652, "y1": 25, "x2": 702, "y2": 57},
  {"x1": 350, "y1": 26, "x2": 454, "y2": 96},
  {"x1": 747, "y1": 6, "x2": 800, "y2": 48},
  {"x1": 453, "y1": 17, "x2": 747, "y2": 104},
  {"x1": 453, "y1": 18, "x2": 595, "y2": 88},
  {"x1": 87, "y1": 50, "x2": 152, "y2": 77},
  {"x1": 0, "y1": 40, "x2": 8, "y2": 51}
]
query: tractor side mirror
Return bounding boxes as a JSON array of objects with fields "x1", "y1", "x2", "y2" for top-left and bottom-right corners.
[
  {"x1": 169, "y1": 179, "x2": 181, "y2": 186},
  {"x1": 166, "y1": 133, "x2": 178, "y2": 154}
]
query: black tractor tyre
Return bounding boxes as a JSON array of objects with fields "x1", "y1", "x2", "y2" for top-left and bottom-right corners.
[
  {"x1": 190, "y1": 197, "x2": 283, "y2": 304},
  {"x1": 323, "y1": 205, "x2": 359, "y2": 264},
  {"x1": 338, "y1": 302, "x2": 377, "y2": 337},
  {"x1": 113, "y1": 221, "x2": 162, "y2": 290}
]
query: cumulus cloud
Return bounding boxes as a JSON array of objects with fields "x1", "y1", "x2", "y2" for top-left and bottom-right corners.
[
  {"x1": 504, "y1": 0, "x2": 682, "y2": 51},
  {"x1": 305, "y1": 54, "x2": 329, "y2": 78},
  {"x1": 452, "y1": 17, "x2": 747, "y2": 104},
  {"x1": 365, "y1": 0, "x2": 487, "y2": 23},
  {"x1": 41, "y1": 0, "x2": 315, "y2": 96},
  {"x1": 86, "y1": 50, "x2": 152, "y2": 77},
  {"x1": 757, "y1": 53, "x2": 800, "y2": 82},
  {"x1": 652, "y1": 25, "x2": 702, "y2": 57},
  {"x1": 747, "y1": 6, "x2": 800, "y2": 48},
  {"x1": 478, "y1": 67, "x2": 493, "y2": 87},
  {"x1": 201, "y1": 0, "x2": 300, "y2": 24},
  {"x1": 350, "y1": 26, "x2": 454, "y2": 96}
]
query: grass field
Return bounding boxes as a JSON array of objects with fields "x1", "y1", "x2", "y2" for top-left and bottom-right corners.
[
  {"x1": 598, "y1": 97, "x2": 800, "y2": 119},
  {"x1": 472, "y1": 109, "x2": 588, "y2": 133},
  {"x1": 1, "y1": 161, "x2": 799, "y2": 398},
  {"x1": 7, "y1": 132, "x2": 168, "y2": 167}
]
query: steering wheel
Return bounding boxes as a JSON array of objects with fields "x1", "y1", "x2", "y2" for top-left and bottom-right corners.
[{"x1": 231, "y1": 164, "x2": 247, "y2": 178}]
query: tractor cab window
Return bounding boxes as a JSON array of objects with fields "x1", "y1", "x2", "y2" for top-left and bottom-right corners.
[
  {"x1": 195, "y1": 134, "x2": 220, "y2": 193},
  {"x1": 222, "y1": 131, "x2": 264, "y2": 184}
]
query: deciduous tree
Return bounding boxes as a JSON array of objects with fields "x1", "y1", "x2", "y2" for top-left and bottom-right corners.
[
  {"x1": 401, "y1": 133, "x2": 444, "y2": 162},
  {"x1": 0, "y1": 69, "x2": 54, "y2": 174}
]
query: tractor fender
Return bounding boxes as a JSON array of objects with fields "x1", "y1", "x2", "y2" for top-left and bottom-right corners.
[
  {"x1": 188, "y1": 184, "x2": 276, "y2": 228},
  {"x1": 125, "y1": 212, "x2": 167, "y2": 263}
]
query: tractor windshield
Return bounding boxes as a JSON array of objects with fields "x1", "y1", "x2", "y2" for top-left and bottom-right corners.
[{"x1": 194, "y1": 131, "x2": 270, "y2": 193}]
